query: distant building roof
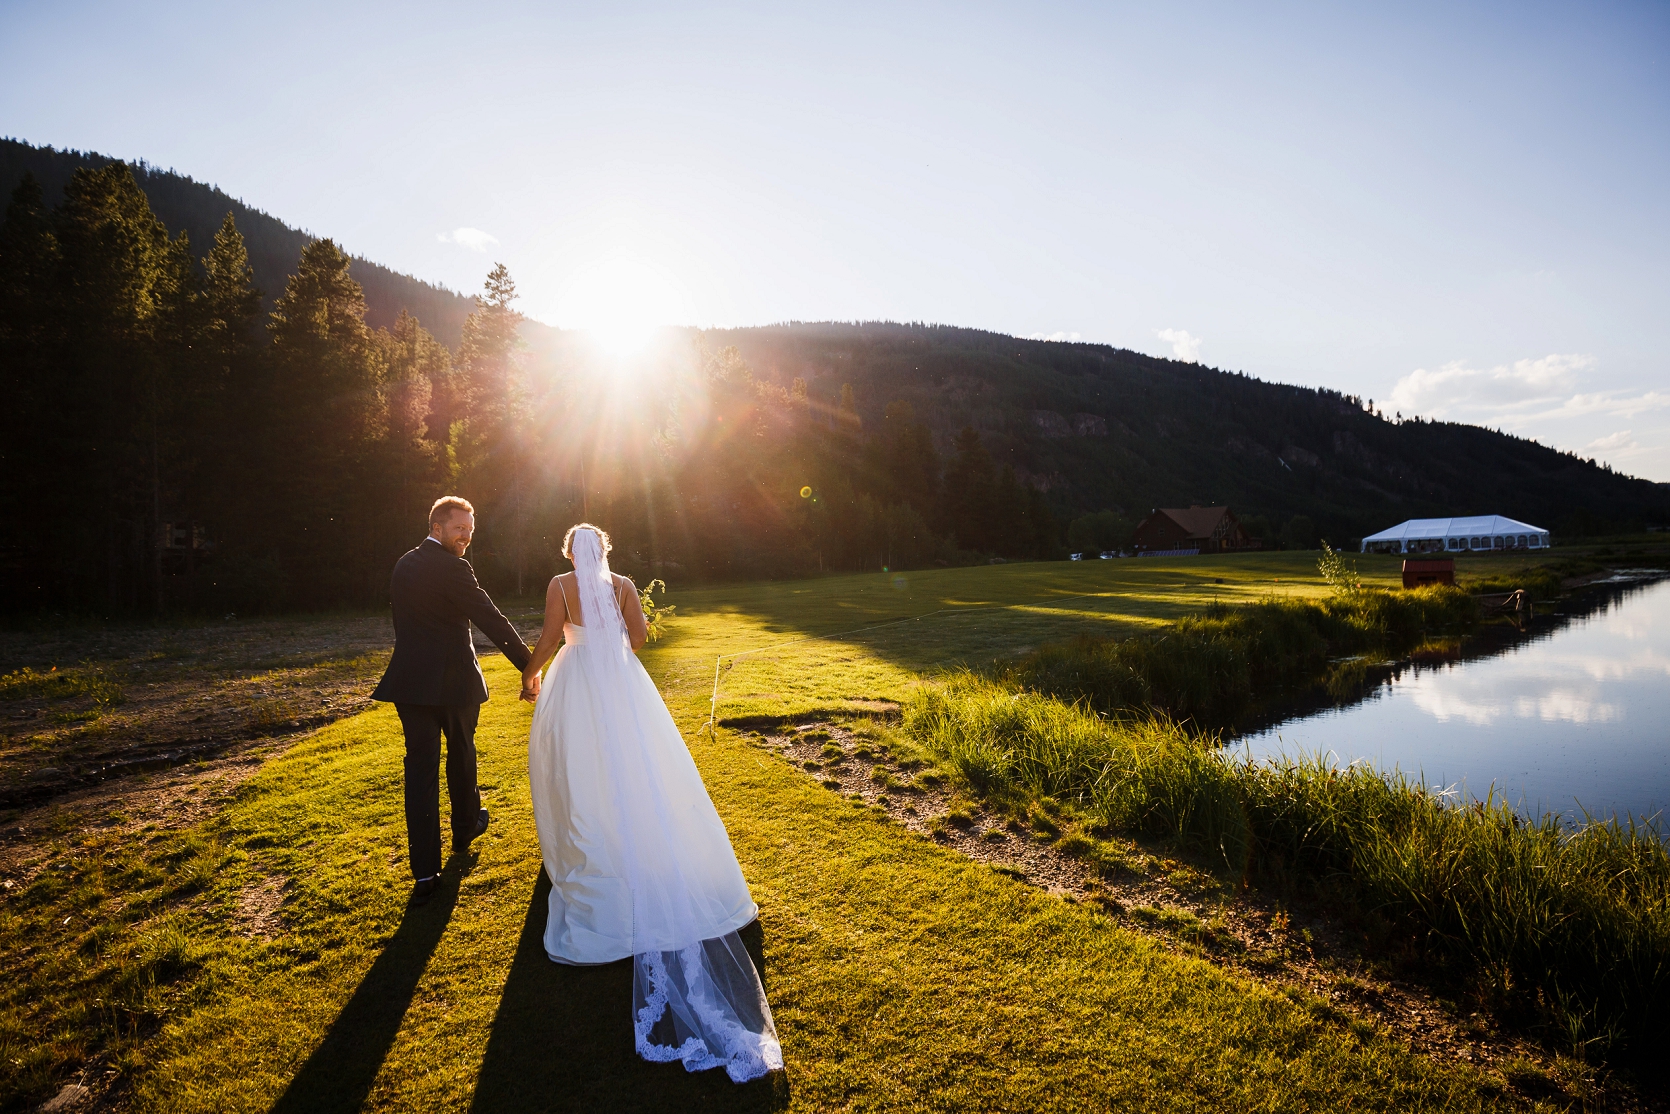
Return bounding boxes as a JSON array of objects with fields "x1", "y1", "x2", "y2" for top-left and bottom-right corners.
[
  {"x1": 1152, "y1": 505, "x2": 1234, "y2": 540},
  {"x1": 1362, "y1": 515, "x2": 1547, "y2": 543}
]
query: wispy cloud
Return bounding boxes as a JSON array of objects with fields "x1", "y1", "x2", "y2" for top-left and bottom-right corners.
[
  {"x1": 1028, "y1": 330, "x2": 1082, "y2": 342},
  {"x1": 1389, "y1": 353, "x2": 1670, "y2": 427},
  {"x1": 437, "y1": 227, "x2": 499, "y2": 252},
  {"x1": 1514, "y1": 390, "x2": 1670, "y2": 423},
  {"x1": 1389, "y1": 353, "x2": 1593, "y2": 416},
  {"x1": 1587, "y1": 429, "x2": 1636, "y2": 454},
  {"x1": 1157, "y1": 328, "x2": 1201, "y2": 363}
]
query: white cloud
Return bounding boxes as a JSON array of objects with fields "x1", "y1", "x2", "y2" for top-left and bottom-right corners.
[
  {"x1": 1028, "y1": 330, "x2": 1082, "y2": 342},
  {"x1": 1586, "y1": 429, "x2": 1635, "y2": 453},
  {"x1": 1157, "y1": 328, "x2": 1201, "y2": 363},
  {"x1": 1383, "y1": 352, "x2": 1670, "y2": 478},
  {"x1": 437, "y1": 227, "x2": 500, "y2": 252},
  {"x1": 1388, "y1": 353, "x2": 1670, "y2": 427},
  {"x1": 1389, "y1": 352, "x2": 1594, "y2": 417},
  {"x1": 1514, "y1": 389, "x2": 1670, "y2": 423}
]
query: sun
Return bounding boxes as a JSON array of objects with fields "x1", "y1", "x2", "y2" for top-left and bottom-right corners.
[{"x1": 558, "y1": 257, "x2": 689, "y2": 356}]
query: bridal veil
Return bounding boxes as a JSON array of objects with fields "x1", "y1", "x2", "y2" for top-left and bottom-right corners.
[{"x1": 528, "y1": 527, "x2": 781, "y2": 1082}]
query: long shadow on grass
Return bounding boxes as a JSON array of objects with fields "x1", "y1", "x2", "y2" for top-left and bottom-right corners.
[
  {"x1": 470, "y1": 871, "x2": 788, "y2": 1113},
  {"x1": 269, "y1": 868, "x2": 463, "y2": 1114}
]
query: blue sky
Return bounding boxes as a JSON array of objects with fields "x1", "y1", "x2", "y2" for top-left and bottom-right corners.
[{"x1": 4, "y1": 0, "x2": 1667, "y2": 480}]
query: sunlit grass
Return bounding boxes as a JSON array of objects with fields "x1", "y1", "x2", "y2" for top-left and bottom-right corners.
[
  {"x1": 3, "y1": 553, "x2": 1533, "y2": 1111},
  {"x1": 901, "y1": 662, "x2": 1670, "y2": 1069}
]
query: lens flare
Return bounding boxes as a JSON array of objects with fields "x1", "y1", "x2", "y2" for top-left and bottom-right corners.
[{"x1": 557, "y1": 257, "x2": 689, "y2": 356}]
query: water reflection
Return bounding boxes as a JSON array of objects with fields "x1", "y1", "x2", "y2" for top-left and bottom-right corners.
[{"x1": 1235, "y1": 575, "x2": 1670, "y2": 824}]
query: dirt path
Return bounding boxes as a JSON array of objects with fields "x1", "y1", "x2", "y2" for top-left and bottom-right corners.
[
  {"x1": 0, "y1": 611, "x2": 544, "y2": 876},
  {"x1": 753, "y1": 717, "x2": 1659, "y2": 1114}
]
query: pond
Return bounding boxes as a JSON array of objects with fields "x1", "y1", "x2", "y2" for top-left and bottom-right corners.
[{"x1": 1234, "y1": 574, "x2": 1670, "y2": 825}]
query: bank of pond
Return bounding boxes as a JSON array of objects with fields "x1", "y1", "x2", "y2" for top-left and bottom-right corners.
[{"x1": 901, "y1": 574, "x2": 1669, "y2": 1074}]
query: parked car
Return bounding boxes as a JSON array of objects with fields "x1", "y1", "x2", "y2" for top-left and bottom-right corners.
[{"x1": 1070, "y1": 552, "x2": 1085, "y2": 561}]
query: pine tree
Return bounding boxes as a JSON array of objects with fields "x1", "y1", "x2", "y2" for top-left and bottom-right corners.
[
  {"x1": 181, "y1": 214, "x2": 265, "y2": 609},
  {"x1": 455, "y1": 264, "x2": 532, "y2": 588},
  {"x1": 0, "y1": 176, "x2": 61, "y2": 606},
  {"x1": 381, "y1": 309, "x2": 447, "y2": 447},
  {"x1": 200, "y1": 213, "x2": 261, "y2": 360},
  {"x1": 265, "y1": 238, "x2": 386, "y2": 604},
  {"x1": 49, "y1": 163, "x2": 193, "y2": 611},
  {"x1": 944, "y1": 427, "x2": 995, "y2": 552},
  {"x1": 879, "y1": 399, "x2": 940, "y2": 521},
  {"x1": 456, "y1": 262, "x2": 524, "y2": 431}
]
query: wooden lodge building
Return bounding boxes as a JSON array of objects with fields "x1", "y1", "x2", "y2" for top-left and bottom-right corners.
[{"x1": 1133, "y1": 505, "x2": 1256, "y2": 556}]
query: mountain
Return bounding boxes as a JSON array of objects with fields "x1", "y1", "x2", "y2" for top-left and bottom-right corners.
[
  {"x1": 0, "y1": 137, "x2": 482, "y2": 347},
  {"x1": 3, "y1": 139, "x2": 1664, "y2": 618},
  {"x1": 701, "y1": 322, "x2": 1669, "y2": 540}
]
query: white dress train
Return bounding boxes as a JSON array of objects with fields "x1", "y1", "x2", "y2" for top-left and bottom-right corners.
[{"x1": 527, "y1": 542, "x2": 781, "y2": 1083}]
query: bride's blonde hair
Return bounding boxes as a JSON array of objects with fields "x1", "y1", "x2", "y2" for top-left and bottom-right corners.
[{"x1": 562, "y1": 522, "x2": 612, "y2": 559}]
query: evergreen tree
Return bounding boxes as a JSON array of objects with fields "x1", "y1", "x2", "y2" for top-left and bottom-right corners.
[
  {"x1": 0, "y1": 176, "x2": 60, "y2": 604},
  {"x1": 454, "y1": 264, "x2": 532, "y2": 588},
  {"x1": 991, "y1": 464, "x2": 1025, "y2": 555},
  {"x1": 199, "y1": 213, "x2": 261, "y2": 359},
  {"x1": 264, "y1": 238, "x2": 386, "y2": 604},
  {"x1": 945, "y1": 427, "x2": 996, "y2": 551},
  {"x1": 879, "y1": 400, "x2": 940, "y2": 521},
  {"x1": 456, "y1": 262, "x2": 524, "y2": 433},
  {"x1": 49, "y1": 163, "x2": 193, "y2": 612}
]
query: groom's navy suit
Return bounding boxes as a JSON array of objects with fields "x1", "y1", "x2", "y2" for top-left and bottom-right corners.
[{"x1": 373, "y1": 537, "x2": 532, "y2": 879}]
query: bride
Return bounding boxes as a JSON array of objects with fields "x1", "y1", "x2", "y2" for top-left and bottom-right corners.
[{"x1": 519, "y1": 524, "x2": 782, "y2": 1083}]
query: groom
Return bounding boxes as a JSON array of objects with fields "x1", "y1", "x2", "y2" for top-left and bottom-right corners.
[{"x1": 372, "y1": 496, "x2": 533, "y2": 905}]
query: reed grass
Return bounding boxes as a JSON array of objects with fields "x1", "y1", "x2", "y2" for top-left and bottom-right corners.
[
  {"x1": 903, "y1": 673, "x2": 1670, "y2": 1068},
  {"x1": 1012, "y1": 586, "x2": 1476, "y2": 726}
]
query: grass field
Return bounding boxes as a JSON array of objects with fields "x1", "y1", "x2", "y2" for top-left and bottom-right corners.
[{"x1": 1, "y1": 551, "x2": 1594, "y2": 1111}]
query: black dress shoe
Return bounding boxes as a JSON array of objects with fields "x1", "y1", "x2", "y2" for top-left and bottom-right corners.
[
  {"x1": 454, "y1": 808, "x2": 489, "y2": 855},
  {"x1": 410, "y1": 876, "x2": 439, "y2": 905}
]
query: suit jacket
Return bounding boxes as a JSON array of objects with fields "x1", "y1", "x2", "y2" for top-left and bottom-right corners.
[{"x1": 371, "y1": 538, "x2": 533, "y2": 706}]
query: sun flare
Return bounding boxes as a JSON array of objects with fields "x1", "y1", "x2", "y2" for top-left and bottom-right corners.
[{"x1": 558, "y1": 257, "x2": 689, "y2": 356}]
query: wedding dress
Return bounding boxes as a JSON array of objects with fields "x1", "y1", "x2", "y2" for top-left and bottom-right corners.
[{"x1": 527, "y1": 529, "x2": 781, "y2": 1082}]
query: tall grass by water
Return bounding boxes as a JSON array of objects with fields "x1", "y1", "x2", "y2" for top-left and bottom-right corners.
[
  {"x1": 1012, "y1": 585, "x2": 1477, "y2": 726},
  {"x1": 903, "y1": 673, "x2": 1670, "y2": 1067}
]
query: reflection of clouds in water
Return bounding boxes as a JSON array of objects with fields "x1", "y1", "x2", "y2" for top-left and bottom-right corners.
[
  {"x1": 1410, "y1": 685, "x2": 1504, "y2": 725},
  {"x1": 1514, "y1": 692, "x2": 1620, "y2": 724},
  {"x1": 1531, "y1": 649, "x2": 1670, "y2": 683},
  {"x1": 1247, "y1": 578, "x2": 1670, "y2": 823},
  {"x1": 1406, "y1": 674, "x2": 1620, "y2": 724},
  {"x1": 1397, "y1": 613, "x2": 1669, "y2": 724}
]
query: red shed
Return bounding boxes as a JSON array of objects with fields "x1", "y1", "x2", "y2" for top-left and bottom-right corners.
[{"x1": 1402, "y1": 558, "x2": 1455, "y2": 589}]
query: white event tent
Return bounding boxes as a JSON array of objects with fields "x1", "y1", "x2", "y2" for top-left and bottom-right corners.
[{"x1": 1359, "y1": 515, "x2": 1550, "y2": 555}]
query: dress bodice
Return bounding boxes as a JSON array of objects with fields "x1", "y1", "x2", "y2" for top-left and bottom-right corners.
[{"x1": 562, "y1": 622, "x2": 587, "y2": 645}]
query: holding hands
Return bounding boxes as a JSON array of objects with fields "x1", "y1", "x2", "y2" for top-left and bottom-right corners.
[{"x1": 520, "y1": 666, "x2": 542, "y2": 703}]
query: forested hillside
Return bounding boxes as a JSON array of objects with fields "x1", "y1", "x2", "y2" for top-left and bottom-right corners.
[
  {"x1": 0, "y1": 139, "x2": 479, "y2": 345},
  {"x1": 1, "y1": 145, "x2": 1664, "y2": 618},
  {"x1": 710, "y1": 323, "x2": 1669, "y2": 546}
]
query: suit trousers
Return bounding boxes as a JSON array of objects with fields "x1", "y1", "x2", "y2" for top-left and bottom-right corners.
[{"x1": 394, "y1": 702, "x2": 482, "y2": 879}]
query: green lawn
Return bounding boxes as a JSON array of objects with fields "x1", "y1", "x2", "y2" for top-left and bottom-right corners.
[{"x1": 6, "y1": 553, "x2": 1535, "y2": 1112}]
